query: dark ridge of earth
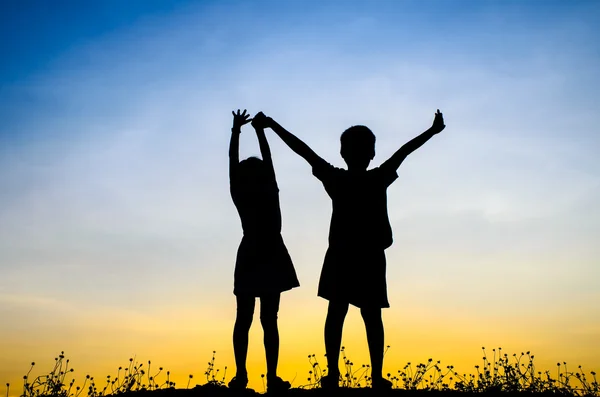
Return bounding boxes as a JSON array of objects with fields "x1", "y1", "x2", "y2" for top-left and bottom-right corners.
[{"x1": 106, "y1": 384, "x2": 578, "y2": 397}]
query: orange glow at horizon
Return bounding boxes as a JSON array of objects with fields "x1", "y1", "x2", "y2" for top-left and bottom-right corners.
[{"x1": 2, "y1": 291, "x2": 599, "y2": 395}]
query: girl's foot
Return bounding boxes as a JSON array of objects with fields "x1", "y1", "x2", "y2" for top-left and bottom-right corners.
[
  {"x1": 267, "y1": 376, "x2": 291, "y2": 393},
  {"x1": 372, "y1": 377, "x2": 393, "y2": 390},
  {"x1": 319, "y1": 374, "x2": 339, "y2": 389},
  {"x1": 228, "y1": 375, "x2": 248, "y2": 390}
]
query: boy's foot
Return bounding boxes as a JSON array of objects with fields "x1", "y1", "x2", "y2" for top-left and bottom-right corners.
[
  {"x1": 228, "y1": 376, "x2": 248, "y2": 390},
  {"x1": 372, "y1": 377, "x2": 393, "y2": 390},
  {"x1": 319, "y1": 374, "x2": 339, "y2": 389},
  {"x1": 267, "y1": 376, "x2": 291, "y2": 393}
]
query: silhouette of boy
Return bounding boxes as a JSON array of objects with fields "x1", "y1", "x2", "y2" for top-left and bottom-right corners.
[{"x1": 252, "y1": 110, "x2": 445, "y2": 389}]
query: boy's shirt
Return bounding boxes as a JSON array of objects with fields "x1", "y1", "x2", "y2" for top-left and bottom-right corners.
[{"x1": 312, "y1": 159, "x2": 398, "y2": 250}]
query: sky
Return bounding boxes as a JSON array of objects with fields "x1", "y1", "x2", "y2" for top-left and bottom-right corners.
[{"x1": 1, "y1": 0, "x2": 599, "y2": 393}]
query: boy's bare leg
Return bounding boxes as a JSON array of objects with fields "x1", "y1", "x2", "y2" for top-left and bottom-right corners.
[
  {"x1": 233, "y1": 295, "x2": 255, "y2": 380},
  {"x1": 361, "y1": 307, "x2": 384, "y2": 381},
  {"x1": 324, "y1": 301, "x2": 349, "y2": 378}
]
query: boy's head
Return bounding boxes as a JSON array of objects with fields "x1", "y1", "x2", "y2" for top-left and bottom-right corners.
[{"x1": 340, "y1": 125, "x2": 375, "y2": 170}]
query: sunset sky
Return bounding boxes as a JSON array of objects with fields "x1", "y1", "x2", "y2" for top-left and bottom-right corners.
[{"x1": 1, "y1": 0, "x2": 599, "y2": 393}]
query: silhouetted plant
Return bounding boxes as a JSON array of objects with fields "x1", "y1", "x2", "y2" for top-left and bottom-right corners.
[
  {"x1": 340, "y1": 345, "x2": 383, "y2": 388},
  {"x1": 300, "y1": 354, "x2": 327, "y2": 389},
  {"x1": 6, "y1": 348, "x2": 598, "y2": 396},
  {"x1": 297, "y1": 346, "x2": 598, "y2": 396},
  {"x1": 260, "y1": 374, "x2": 265, "y2": 393},
  {"x1": 21, "y1": 352, "x2": 75, "y2": 397},
  {"x1": 17, "y1": 353, "x2": 179, "y2": 397},
  {"x1": 299, "y1": 346, "x2": 390, "y2": 389},
  {"x1": 203, "y1": 351, "x2": 226, "y2": 387}
]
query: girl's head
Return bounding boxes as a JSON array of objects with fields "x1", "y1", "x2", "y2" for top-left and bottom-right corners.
[{"x1": 238, "y1": 156, "x2": 270, "y2": 189}]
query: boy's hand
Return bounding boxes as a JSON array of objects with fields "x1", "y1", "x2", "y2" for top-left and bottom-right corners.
[
  {"x1": 252, "y1": 111, "x2": 271, "y2": 129},
  {"x1": 431, "y1": 109, "x2": 445, "y2": 134},
  {"x1": 232, "y1": 109, "x2": 252, "y2": 131}
]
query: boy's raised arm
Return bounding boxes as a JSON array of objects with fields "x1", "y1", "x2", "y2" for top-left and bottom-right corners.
[
  {"x1": 254, "y1": 112, "x2": 325, "y2": 168},
  {"x1": 230, "y1": 109, "x2": 252, "y2": 181},
  {"x1": 381, "y1": 109, "x2": 446, "y2": 171}
]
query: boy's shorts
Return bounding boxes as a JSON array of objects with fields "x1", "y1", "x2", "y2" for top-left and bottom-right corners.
[{"x1": 317, "y1": 245, "x2": 389, "y2": 308}]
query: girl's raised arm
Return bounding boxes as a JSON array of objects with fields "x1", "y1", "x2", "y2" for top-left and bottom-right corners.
[
  {"x1": 230, "y1": 109, "x2": 252, "y2": 182},
  {"x1": 254, "y1": 124, "x2": 276, "y2": 182}
]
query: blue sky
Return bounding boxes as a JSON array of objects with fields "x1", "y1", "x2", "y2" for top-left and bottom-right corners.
[{"x1": 1, "y1": 0, "x2": 599, "y2": 392}]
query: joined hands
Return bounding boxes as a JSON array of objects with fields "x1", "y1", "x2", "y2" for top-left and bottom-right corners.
[{"x1": 251, "y1": 111, "x2": 272, "y2": 130}]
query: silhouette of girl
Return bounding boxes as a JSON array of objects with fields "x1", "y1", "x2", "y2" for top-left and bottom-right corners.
[{"x1": 228, "y1": 109, "x2": 299, "y2": 392}]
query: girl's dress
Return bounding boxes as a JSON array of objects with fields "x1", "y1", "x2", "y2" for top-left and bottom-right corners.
[{"x1": 230, "y1": 175, "x2": 299, "y2": 296}]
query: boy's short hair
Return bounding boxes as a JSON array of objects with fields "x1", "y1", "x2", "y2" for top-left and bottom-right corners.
[{"x1": 340, "y1": 125, "x2": 376, "y2": 150}]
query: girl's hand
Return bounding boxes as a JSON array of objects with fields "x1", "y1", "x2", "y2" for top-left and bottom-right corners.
[{"x1": 232, "y1": 109, "x2": 252, "y2": 131}]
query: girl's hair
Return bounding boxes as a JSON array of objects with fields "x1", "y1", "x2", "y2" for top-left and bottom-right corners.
[
  {"x1": 239, "y1": 156, "x2": 264, "y2": 175},
  {"x1": 239, "y1": 156, "x2": 263, "y2": 168},
  {"x1": 238, "y1": 157, "x2": 269, "y2": 186}
]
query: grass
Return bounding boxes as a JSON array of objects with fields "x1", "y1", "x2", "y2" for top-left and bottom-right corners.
[{"x1": 3, "y1": 348, "x2": 598, "y2": 397}]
